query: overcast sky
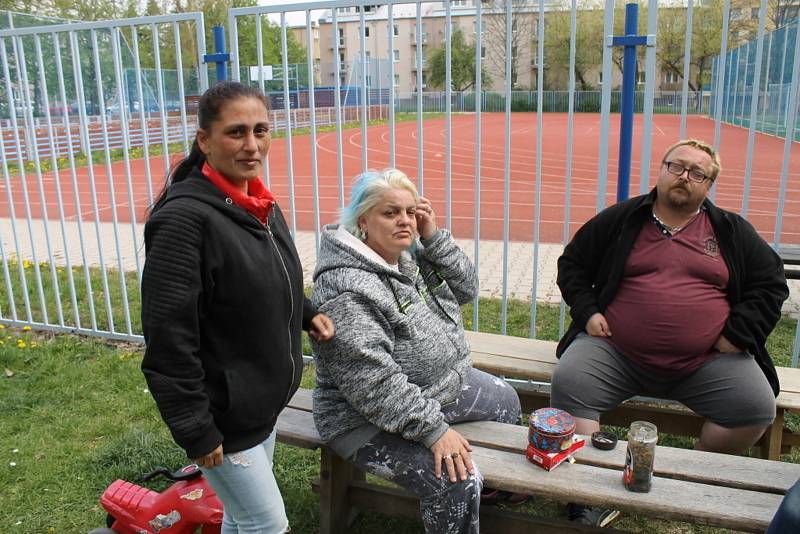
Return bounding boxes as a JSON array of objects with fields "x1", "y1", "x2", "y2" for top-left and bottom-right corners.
[{"x1": 256, "y1": 0, "x2": 326, "y2": 26}]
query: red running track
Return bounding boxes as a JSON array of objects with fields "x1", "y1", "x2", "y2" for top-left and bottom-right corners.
[{"x1": 2, "y1": 113, "x2": 799, "y2": 244}]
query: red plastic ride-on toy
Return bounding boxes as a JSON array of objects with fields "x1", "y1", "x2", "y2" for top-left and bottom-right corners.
[{"x1": 89, "y1": 464, "x2": 223, "y2": 534}]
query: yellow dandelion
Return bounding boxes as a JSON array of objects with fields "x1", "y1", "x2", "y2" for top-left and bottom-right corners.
[
  {"x1": 17, "y1": 342, "x2": 26, "y2": 349},
  {"x1": 22, "y1": 326, "x2": 31, "y2": 332},
  {"x1": 30, "y1": 342, "x2": 38, "y2": 348},
  {"x1": 0, "y1": 341, "x2": 5, "y2": 345},
  {"x1": 0, "y1": 324, "x2": 5, "y2": 329},
  {"x1": 22, "y1": 260, "x2": 31, "y2": 269}
]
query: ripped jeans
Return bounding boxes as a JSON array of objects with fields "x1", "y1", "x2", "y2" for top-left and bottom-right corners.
[
  {"x1": 350, "y1": 368, "x2": 522, "y2": 534},
  {"x1": 201, "y1": 431, "x2": 289, "y2": 534}
]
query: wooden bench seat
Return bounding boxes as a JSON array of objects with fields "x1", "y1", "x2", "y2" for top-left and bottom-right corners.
[
  {"x1": 466, "y1": 330, "x2": 800, "y2": 460},
  {"x1": 277, "y1": 387, "x2": 797, "y2": 533},
  {"x1": 778, "y1": 247, "x2": 800, "y2": 279}
]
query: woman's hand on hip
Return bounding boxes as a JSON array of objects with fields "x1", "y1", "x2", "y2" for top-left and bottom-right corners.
[
  {"x1": 430, "y1": 428, "x2": 473, "y2": 482},
  {"x1": 309, "y1": 313, "x2": 335, "y2": 342},
  {"x1": 193, "y1": 444, "x2": 224, "y2": 468},
  {"x1": 415, "y1": 197, "x2": 438, "y2": 240}
]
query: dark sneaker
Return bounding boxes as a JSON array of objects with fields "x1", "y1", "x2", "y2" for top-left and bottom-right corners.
[{"x1": 567, "y1": 503, "x2": 621, "y2": 527}]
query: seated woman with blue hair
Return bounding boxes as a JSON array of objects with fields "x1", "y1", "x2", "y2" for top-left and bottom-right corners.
[{"x1": 310, "y1": 168, "x2": 522, "y2": 533}]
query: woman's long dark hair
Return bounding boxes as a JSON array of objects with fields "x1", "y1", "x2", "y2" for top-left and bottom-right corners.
[{"x1": 149, "y1": 81, "x2": 270, "y2": 216}]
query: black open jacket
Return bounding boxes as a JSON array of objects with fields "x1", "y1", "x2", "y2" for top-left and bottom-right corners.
[
  {"x1": 141, "y1": 168, "x2": 316, "y2": 458},
  {"x1": 556, "y1": 189, "x2": 789, "y2": 396}
]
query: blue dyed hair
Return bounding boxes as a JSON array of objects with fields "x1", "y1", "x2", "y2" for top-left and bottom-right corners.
[{"x1": 341, "y1": 168, "x2": 419, "y2": 239}]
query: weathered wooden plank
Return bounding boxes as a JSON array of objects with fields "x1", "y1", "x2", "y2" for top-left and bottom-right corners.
[
  {"x1": 470, "y1": 445, "x2": 782, "y2": 533},
  {"x1": 761, "y1": 410, "x2": 786, "y2": 461},
  {"x1": 274, "y1": 406, "x2": 321, "y2": 448},
  {"x1": 471, "y1": 352, "x2": 555, "y2": 382},
  {"x1": 318, "y1": 449, "x2": 361, "y2": 534},
  {"x1": 466, "y1": 331, "x2": 800, "y2": 413},
  {"x1": 311, "y1": 478, "x2": 627, "y2": 533},
  {"x1": 466, "y1": 330, "x2": 558, "y2": 362},
  {"x1": 343, "y1": 480, "x2": 627, "y2": 534},
  {"x1": 776, "y1": 368, "x2": 800, "y2": 410},
  {"x1": 288, "y1": 387, "x2": 313, "y2": 412},
  {"x1": 453, "y1": 421, "x2": 800, "y2": 494}
]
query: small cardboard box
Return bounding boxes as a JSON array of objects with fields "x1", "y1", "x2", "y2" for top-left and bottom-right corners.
[{"x1": 525, "y1": 438, "x2": 585, "y2": 471}]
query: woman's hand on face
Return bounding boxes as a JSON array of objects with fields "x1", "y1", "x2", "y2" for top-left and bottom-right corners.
[
  {"x1": 193, "y1": 444, "x2": 224, "y2": 468},
  {"x1": 415, "y1": 197, "x2": 438, "y2": 240},
  {"x1": 430, "y1": 428, "x2": 474, "y2": 482},
  {"x1": 309, "y1": 313, "x2": 335, "y2": 342}
]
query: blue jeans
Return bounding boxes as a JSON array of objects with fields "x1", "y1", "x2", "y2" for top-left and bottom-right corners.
[
  {"x1": 202, "y1": 431, "x2": 289, "y2": 534},
  {"x1": 767, "y1": 479, "x2": 800, "y2": 534}
]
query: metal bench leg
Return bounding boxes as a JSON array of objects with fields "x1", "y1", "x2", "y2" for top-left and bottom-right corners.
[
  {"x1": 759, "y1": 409, "x2": 786, "y2": 460},
  {"x1": 318, "y1": 448, "x2": 362, "y2": 534}
]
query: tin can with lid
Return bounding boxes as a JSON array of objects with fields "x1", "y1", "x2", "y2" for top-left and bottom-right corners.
[
  {"x1": 623, "y1": 421, "x2": 658, "y2": 492},
  {"x1": 528, "y1": 408, "x2": 576, "y2": 453}
]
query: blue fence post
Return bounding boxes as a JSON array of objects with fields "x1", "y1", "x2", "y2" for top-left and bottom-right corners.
[
  {"x1": 613, "y1": 2, "x2": 644, "y2": 202},
  {"x1": 203, "y1": 25, "x2": 230, "y2": 82}
]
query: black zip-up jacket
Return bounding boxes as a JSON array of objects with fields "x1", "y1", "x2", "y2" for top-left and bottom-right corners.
[
  {"x1": 557, "y1": 189, "x2": 789, "y2": 396},
  {"x1": 141, "y1": 168, "x2": 316, "y2": 458}
]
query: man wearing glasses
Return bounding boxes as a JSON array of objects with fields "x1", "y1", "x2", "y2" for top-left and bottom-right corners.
[{"x1": 552, "y1": 139, "x2": 788, "y2": 526}]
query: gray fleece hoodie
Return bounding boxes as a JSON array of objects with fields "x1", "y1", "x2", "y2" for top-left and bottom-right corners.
[{"x1": 310, "y1": 225, "x2": 478, "y2": 458}]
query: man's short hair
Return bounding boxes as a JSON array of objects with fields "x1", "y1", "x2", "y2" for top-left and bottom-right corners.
[{"x1": 663, "y1": 139, "x2": 722, "y2": 182}]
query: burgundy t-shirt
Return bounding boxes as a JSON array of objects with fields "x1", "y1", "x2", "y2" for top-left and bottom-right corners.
[{"x1": 604, "y1": 211, "x2": 730, "y2": 375}]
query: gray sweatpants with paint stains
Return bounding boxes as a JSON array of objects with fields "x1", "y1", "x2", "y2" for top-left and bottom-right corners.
[{"x1": 350, "y1": 368, "x2": 522, "y2": 534}]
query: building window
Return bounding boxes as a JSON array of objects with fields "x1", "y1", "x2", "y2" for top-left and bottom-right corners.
[
  {"x1": 422, "y1": 72, "x2": 427, "y2": 86},
  {"x1": 636, "y1": 71, "x2": 646, "y2": 84},
  {"x1": 512, "y1": 18, "x2": 518, "y2": 33},
  {"x1": 365, "y1": 51, "x2": 371, "y2": 62},
  {"x1": 512, "y1": 45, "x2": 517, "y2": 58},
  {"x1": 364, "y1": 26, "x2": 370, "y2": 37},
  {"x1": 394, "y1": 24, "x2": 399, "y2": 36},
  {"x1": 340, "y1": 73, "x2": 346, "y2": 85},
  {"x1": 393, "y1": 49, "x2": 400, "y2": 61},
  {"x1": 730, "y1": 7, "x2": 743, "y2": 20},
  {"x1": 338, "y1": 28, "x2": 345, "y2": 46},
  {"x1": 598, "y1": 71, "x2": 603, "y2": 84},
  {"x1": 336, "y1": 7, "x2": 351, "y2": 14},
  {"x1": 366, "y1": 75, "x2": 372, "y2": 86},
  {"x1": 751, "y1": 7, "x2": 760, "y2": 18},
  {"x1": 340, "y1": 52, "x2": 345, "y2": 62},
  {"x1": 394, "y1": 74, "x2": 400, "y2": 86},
  {"x1": 452, "y1": 0, "x2": 467, "y2": 5},
  {"x1": 481, "y1": 46, "x2": 486, "y2": 59},
  {"x1": 664, "y1": 70, "x2": 679, "y2": 84}
]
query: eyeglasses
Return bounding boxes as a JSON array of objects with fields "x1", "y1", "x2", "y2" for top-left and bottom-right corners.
[{"x1": 662, "y1": 161, "x2": 710, "y2": 183}]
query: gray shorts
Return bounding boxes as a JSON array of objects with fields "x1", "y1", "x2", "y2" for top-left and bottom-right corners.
[{"x1": 550, "y1": 334, "x2": 776, "y2": 428}]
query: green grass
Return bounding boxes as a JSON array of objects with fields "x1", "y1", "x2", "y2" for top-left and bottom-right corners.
[{"x1": 1, "y1": 263, "x2": 798, "y2": 532}]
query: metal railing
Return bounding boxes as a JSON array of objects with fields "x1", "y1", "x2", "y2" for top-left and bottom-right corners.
[{"x1": 0, "y1": 0, "x2": 799, "y2": 366}]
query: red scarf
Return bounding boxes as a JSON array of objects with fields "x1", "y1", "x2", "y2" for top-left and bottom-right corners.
[{"x1": 202, "y1": 162, "x2": 275, "y2": 225}]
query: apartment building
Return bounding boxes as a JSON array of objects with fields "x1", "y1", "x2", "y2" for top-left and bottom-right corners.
[
  {"x1": 312, "y1": 1, "x2": 785, "y2": 94},
  {"x1": 316, "y1": 1, "x2": 556, "y2": 93}
]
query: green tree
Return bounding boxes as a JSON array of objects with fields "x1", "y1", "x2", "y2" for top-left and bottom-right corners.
[
  {"x1": 428, "y1": 28, "x2": 488, "y2": 91},
  {"x1": 656, "y1": 0, "x2": 756, "y2": 96},
  {"x1": 544, "y1": 2, "x2": 605, "y2": 90},
  {"x1": 482, "y1": 0, "x2": 537, "y2": 89}
]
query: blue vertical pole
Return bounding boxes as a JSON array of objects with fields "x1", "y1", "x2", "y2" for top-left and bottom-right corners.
[
  {"x1": 213, "y1": 25, "x2": 228, "y2": 82},
  {"x1": 617, "y1": 3, "x2": 638, "y2": 202}
]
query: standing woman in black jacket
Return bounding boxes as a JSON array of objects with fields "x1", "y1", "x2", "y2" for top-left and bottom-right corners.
[{"x1": 141, "y1": 81, "x2": 334, "y2": 534}]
